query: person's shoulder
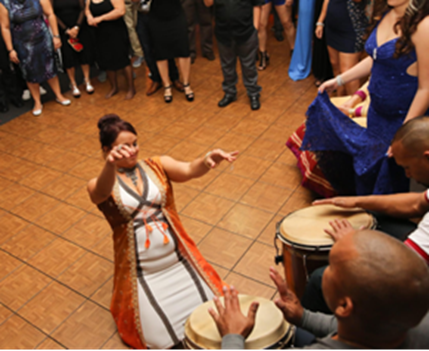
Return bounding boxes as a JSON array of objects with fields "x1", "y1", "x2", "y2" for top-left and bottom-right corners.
[
  {"x1": 402, "y1": 312, "x2": 429, "y2": 349},
  {"x1": 413, "y1": 16, "x2": 429, "y2": 41}
]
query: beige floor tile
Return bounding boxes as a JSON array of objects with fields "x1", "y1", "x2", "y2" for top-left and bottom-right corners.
[
  {"x1": 240, "y1": 182, "x2": 293, "y2": 213},
  {"x1": 224, "y1": 272, "x2": 275, "y2": 300},
  {"x1": 0, "y1": 314, "x2": 46, "y2": 349},
  {"x1": 90, "y1": 278, "x2": 113, "y2": 310},
  {"x1": 36, "y1": 338, "x2": 65, "y2": 349},
  {"x1": 90, "y1": 234, "x2": 114, "y2": 261},
  {"x1": 179, "y1": 216, "x2": 213, "y2": 245},
  {"x1": 278, "y1": 188, "x2": 318, "y2": 216},
  {"x1": 0, "y1": 212, "x2": 30, "y2": 245},
  {"x1": 0, "y1": 183, "x2": 35, "y2": 211},
  {"x1": 0, "y1": 264, "x2": 52, "y2": 310},
  {"x1": 18, "y1": 167, "x2": 63, "y2": 191},
  {"x1": 68, "y1": 157, "x2": 106, "y2": 181},
  {"x1": 171, "y1": 183, "x2": 200, "y2": 213},
  {"x1": 216, "y1": 132, "x2": 255, "y2": 153},
  {"x1": 168, "y1": 140, "x2": 209, "y2": 162},
  {"x1": 210, "y1": 263, "x2": 230, "y2": 280},
  {"x1": 205, "y1": 173, "x2": 255, "y2": 201},
  {"x1": 57, "y1": 252, "x2": 113, "y2": 297},
  {"x1": 257, "y1": 214, "x2": 285, "y2": 246},
  {"x1": 260, "y1": 162, "x2": 302, "y2": 189},
  {"x1": 225, "y1": 155, "x2": 273, "y2": 181},
  {"x1": 184, "y1": 168, "x2": 221, "y2": 191},
  {"x1": 18, "y1": 282, "x2": 85, "y2": 334},
  {"x1": 10, "y1": 193, "x2": 60, "y2": 223},
  {"x1": 142, "y1": 135, "x2": 181, "y2": 155},
  {"x1": 244, "y1": 138, "x2": 287, "y2": 162},
  {"x1": 28, "y1": 238, "x2": 86, "y2": 278},
  {"x1": 231, "y1": 118, "x2": 271, "y2": 138},
  {"x1": 0, "y1": 251, "x2": 22, "y2": 281},
  {"x1": 181, "y1": 193, "x2": 235, "y2": 225},
  {"x1": 198, "y1": 228, "x2": 252, "y2": 269},
  {"x1": 162, "y1": 121, "x2": 199, "y2": 140},
  {"x1": 65, "y1": 185, "x2": 95, "y2": 212},
  {"x1": 49, "y1": 151, "x2": 89, "y2": 173},
  {"x1": 102, "y1": 332, "x2": 131, "y2": 349},
  {"x1": 218, "y1": 204, "x2": 274, "y2": 239},
  {"x1": 0, "y1": 304, "x2": 12, "y2": 325},
  {"x1": 1, "y1": 225, "x2": 56, "y2": 261},
  {"x1": 41, "y1": 174, "x2": 87, "y2": 200},
  {"x1": 51, "y1": 300, "x2": 116, "y2": 349},
  {"x1": 0, "y1": 177, "x2": 14, "y2": 193},
  {"x1": 277, "y1": 148, "x2": 299, "y2": 166},
  {"x1": 234, "y1": 242, "x2": 279, "y2": 287},
  {"x1": 187, "y1": 126, "x2": 227, "y2": 146}
]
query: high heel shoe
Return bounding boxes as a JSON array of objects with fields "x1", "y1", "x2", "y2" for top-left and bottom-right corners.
[
  {"x1": 257, "y1": 51, "x2": 270, "y2": 71},
  {"x1": 164, "y1": 85, "x2": 173, "y2": 103},
  {"x1": 183, "y1": 83, "x2": 194, "y2": 102}
]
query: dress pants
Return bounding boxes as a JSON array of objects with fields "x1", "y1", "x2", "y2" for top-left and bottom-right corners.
[
  {"x1": 124, "y1": 0, "x2": 144, "y2": 57},
  {"x1": 217, "y1": 31, "x2": 261, "y2": 98},
  {"x1": 136, "y1": 11, "x2": 180, "y2": 83},
  {"x1": 0, "y1": 37, "x2": 24, "y2": 106},
  {"x1": 181, "y1": 0, "x2": 213, "y2": 58}
]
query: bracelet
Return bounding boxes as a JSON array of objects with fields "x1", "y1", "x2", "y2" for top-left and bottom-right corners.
[
  {"x1": 355, "y1": 106, "x2": 363, "y2": 117},
  {"x1": 53, "y1": 34, "x2": 60, "y2": 38},
  {"x1": 316, "y1": 22, "x2": 324, "y2": 27},
  {"x1": 336, "y1": 75, "x2": 345, "y2": 87},
  {"x1": 203, "y1": 151, "x2": 212, "y2": 169},
  {"x1": 354, "y1": 90, "x2": 367, "y2": 101}
]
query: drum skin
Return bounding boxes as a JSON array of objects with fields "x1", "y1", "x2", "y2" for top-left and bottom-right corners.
[
  {"x1": 184, "y1": 295, "x2": 294, "y2": 349},
  {"x1": 277, "y1": 205, "x2": 375, "y2": 299}
]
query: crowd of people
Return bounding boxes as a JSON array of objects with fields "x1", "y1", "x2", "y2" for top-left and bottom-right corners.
[{"x1": 1, "y1": 0, "x2": 429, "y2": 348}]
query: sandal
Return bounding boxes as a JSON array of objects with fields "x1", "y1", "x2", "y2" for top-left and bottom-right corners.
[
  {"x1": 183, "y1": 83, "x2": 194, "y2": 102},
  {"x1": 164, "y1": 85, "x2": 173, "y2": 103},
  {"x1": 71, "y1": 84, "x2": 81, "y2": 98},
  {"x1": 257, "y1": 51, "x2": 270, "y2": 71},
  {"x1": 85, "y1": 81, "x2": 95, "y2": 94}
]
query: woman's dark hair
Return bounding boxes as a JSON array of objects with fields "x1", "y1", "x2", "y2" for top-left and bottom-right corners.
[
  {"x1": 366, "y1": 0, "x2": 429, "y2": 58},
  {"x1": 98, "y1": 114, "x2": 137, "y2": 149}
]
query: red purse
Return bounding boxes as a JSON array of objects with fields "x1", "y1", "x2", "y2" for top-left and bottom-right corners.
[{"x1": 68, "y1": 38, "x2": 83, "y2": 52}]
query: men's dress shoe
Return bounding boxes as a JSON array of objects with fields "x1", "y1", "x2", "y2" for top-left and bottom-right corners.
[
  {"x1": 250, "y1": 95, "x2": 260, "y2": 110},
  {"x1": 146, "y1": 80, "x2": 162, "y2": 96},
  {"x1": 218, "y1": 94, "x2": 237, "y2": 108},
  {"x1": 173, "y1": 80, "x2": 185, "y2": 92},
  {"x1": 10, "y1": 97, "x2": 24, "y2": 108},
  {"x1": 203, "y1": 52, "x2": 215, "y2": 61},
  {"x1": 0, "y1": 102, "x2": 9, "y2": 113}
]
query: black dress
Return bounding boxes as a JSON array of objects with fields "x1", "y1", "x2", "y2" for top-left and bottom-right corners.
[
  {"x1": 53, "y1": 0, "x2": 93, "y2": 70},
  {"x1": 89, "y1": 0, "x2": 130, "y2": 70},
  {"x1": 147, "y1": 0, "x2": 190, "y2": 60}
]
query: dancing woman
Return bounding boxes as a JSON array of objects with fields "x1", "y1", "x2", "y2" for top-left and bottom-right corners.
[
  {"x1": 87, "y1": 114, "x2": 238, "y2": 349},
  {"x1": 301, "y1": 0, "x2": 429, "y2": 195}
]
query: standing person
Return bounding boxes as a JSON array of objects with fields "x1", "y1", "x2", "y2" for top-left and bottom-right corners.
[
  {"x1": 0, "y1": 33, "x2": 24, "y2": 112},
  {"x1": 257, "y1": 0, "x2": 296, "y2": 71},
  {"x1": 181, "y1": 0, "x2": 215, "y2": 63},
  {"x1": 315, "y1": 0, "x2": 368, "y2": 95},
  {"x1": 86, "y1": 0, "x2": 135, "y2": 99},
  {"x1": 52, "y1": 0, "x2": 95, "y2": 98},
  {"x1": 146, "y1": 0, "x2": 194, "y2": 103},
  {"x1": 0, "y1": 0, "x2": 71, "y2": 116},
  {"x1": 87, "y1": 114, "x2": 238, "y2": 349},
  {"x1": 204, "y1": 0, "x2": 263, "y2": 110},
  {"x1": 124, "y1": 0, "x2": 143, "y2": 68},
  {"x1": 135, "y1": 7, "x2": 185, "y2": 96}
]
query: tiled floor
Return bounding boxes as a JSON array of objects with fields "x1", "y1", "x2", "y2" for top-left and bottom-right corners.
[{"x1": 0, "y1": 33, "x2": 319, "y2": 348}]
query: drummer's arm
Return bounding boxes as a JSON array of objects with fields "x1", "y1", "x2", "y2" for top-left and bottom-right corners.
[
  {"x1": 314, "y1": 191, "x2": 429, "y2": 218},
  {"x1": 301, "y1": 309, "x2": 338, "y2": 337}
]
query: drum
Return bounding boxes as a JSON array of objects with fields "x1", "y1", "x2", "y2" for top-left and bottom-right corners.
[
  {"x1": 184, "y1": 295, "x2": 294, "y2": 349},
  {"x1": 275, "y1": 205, "x2": 376, "y2": 299}
]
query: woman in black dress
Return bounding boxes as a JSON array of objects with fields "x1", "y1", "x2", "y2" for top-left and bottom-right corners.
[
  {"x1": 315, "y1": 0, "x2": 368, "y2": 95},
  {"x1": 147, "y1": 0, "x2": 194, "y2": 103},
  {"x1": 53, "y1": 0, "x2": 94, "y2": 98},
  {"x1": 86, "y1": 0, "x2": 135, "y2": 99}
]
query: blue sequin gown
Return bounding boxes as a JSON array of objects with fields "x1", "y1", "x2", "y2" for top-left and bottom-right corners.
[{"x1": 301, "y1": 18, "x2": 424, "y2": 195}]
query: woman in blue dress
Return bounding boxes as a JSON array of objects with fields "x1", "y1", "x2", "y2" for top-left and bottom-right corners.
[
  {"x1": 0, "y1": 0, "x2": 71, "y2": 116},
  {"x1": 301, "y1": 0, "x2": 429, "y2": 196}
]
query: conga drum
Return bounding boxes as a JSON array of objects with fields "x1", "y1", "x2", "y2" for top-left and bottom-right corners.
[
  {"x1": 275, "y1": 205, "x2": 376, "y2": 299},
  {"x1": 184, "y1": 295, "x2": 294, "y2": 349}
]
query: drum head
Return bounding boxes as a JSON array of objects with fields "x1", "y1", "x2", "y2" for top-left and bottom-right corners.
[
  {"x1": 279, "y1": 205, "x2": 374, "y2": 248},
  {"x1": 185, "y1": 295, "x2": 292, "y2": 349}
]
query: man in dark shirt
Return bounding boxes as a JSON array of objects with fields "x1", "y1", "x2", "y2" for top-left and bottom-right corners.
[{"x1": 203, "y1": 0, "x2": 263, "y2": 110}]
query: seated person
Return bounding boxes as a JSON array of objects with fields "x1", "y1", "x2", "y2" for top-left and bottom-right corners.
[
  {"x1": 210, "y1": 230, "x2": 429, "y2": 349},
  {"x1": 301, "y1": 116, "x2": 429, "y2": 313},
  {"x1": 87, "y1": 114, "x2": 238, "y2": 349}
]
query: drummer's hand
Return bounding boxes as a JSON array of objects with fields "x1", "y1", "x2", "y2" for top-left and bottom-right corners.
[
  {"x1": 269, "y1": 267, "x2": 304, "y2": 326},
  {"x1": 107, "y1": 144, "x2": 136, "y2": 165},
  {"x1": 313, "y1": 197, "x2": 358, "y2": 208},
  {"x1": 204, "y1": 149, "x2": 239, "y2": 169},
  {"x1": 324, "y1": 219, "x2": 356, "y2": 242},
  {"x1": 208, "y1": 286, "x2": 259, "y2": 339}
]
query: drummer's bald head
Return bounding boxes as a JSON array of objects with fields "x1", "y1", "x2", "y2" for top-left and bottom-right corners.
[
  {"x1": 333, "y1": 230, "x2": 429, "y2": 335},
  {"x1": 392, "y1": 116, "x2": 429, "y2": 155}
]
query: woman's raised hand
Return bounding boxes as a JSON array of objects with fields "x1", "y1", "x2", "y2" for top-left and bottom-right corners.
[
  {"x1": 107, "y1": 144, "x2": 135, "y2": 165},
  {"x1": 204, "y1": 149, "x2": 239, "y2": 169}
]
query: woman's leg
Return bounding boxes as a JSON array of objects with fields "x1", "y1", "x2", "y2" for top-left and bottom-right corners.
[
  {"x1": 177, "y1": 57, "x2": 193, "y2": 97},
  {"x1": 275, "y1": 3, "x2": 296, "y2": 52},
  {"x1": 66, "y1": 66, "x2": 77, "y2": 87},
  {"x1": 339, "y1": 51, "x2": 361, "y2": 95},
  {"x1": 81, "y1": 64, "x2": 91, "y2": 84},
  {"x1": 123, "y1": 65, "x2": 136, "y2": 100},
  {"x1": 26, "y1": 82, "x2": 42, "y2": 112},
  {"x1": 327, "y1": 46, "x2": 344, "y2": 96},
  {"x1": 105, "y1": 70, "x2": 118, "y2": 98},
  {"x1": 46, "y1": 76, "x2": 69, "y2": 102},
  {"x1": 156, "y1": 60, "x2": 172, "y2": 100},
  {"x1": 258, "y1": 2, "x2": 271, "y2": 53}
]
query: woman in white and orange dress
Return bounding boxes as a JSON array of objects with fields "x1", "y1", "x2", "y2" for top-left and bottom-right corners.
[{"x1": 87, "y1": 114, "x2": 238, "y2": 349}]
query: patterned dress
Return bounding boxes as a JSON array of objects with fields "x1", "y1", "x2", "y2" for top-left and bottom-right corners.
[{"x1": 0, "y1": 0, "x2": 57, "y2": 83}]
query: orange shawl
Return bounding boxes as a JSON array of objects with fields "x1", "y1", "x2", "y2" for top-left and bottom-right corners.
[{"x1": 97, "y1": 157, "x2": 224, "y2": 349}]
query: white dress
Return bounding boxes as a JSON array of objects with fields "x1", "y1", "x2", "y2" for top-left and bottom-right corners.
[{"x1": 117, "y1": 165, "x2": 214, "y2": 349}]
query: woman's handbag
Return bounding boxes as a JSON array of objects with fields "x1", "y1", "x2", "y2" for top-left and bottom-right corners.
[{"x1": 68, "y1": 38, "x2": 84, "y2": 52}]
